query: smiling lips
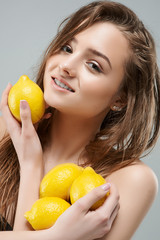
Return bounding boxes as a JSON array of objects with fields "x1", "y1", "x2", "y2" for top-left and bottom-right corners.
[{"x1": 51, "y1": 77, "x2": 75, "y2": 92}]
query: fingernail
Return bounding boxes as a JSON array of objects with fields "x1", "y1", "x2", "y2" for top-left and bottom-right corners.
[
  {"x1": 20, "y1": 100, "x2": 27, "y2": 109},
  {"x1": 101, "y1": 183, "x2": 111, "y2": 191},
  {"x1": 7, "y1": 82, "x2": 12, "y2": 88}
]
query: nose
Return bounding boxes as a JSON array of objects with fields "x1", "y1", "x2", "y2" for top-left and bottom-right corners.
[{"x1": 59, "y1": 59, "x2": 76, "y2": 78}]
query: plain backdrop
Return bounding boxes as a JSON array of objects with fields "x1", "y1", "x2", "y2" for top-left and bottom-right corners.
[{"x1": 0, "y1": 0, "x2": 160, "y2": 239}]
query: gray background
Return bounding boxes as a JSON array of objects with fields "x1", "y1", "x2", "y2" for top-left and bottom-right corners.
[{"x1": 0, "y1": 0, "x2": 159, "y2": 239}]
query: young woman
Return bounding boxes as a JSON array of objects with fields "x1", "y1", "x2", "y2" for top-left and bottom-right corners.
[{"x1": 0, "y1": 1, "x2": 159, "y2": 239}]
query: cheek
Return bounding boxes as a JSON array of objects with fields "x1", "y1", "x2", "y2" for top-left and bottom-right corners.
[
  {"x1": 43, "y1": 71, "x2": 53, "y2": 106},
  {"x1": 77, "y1": 73, "x2": 123, "y2": 117},
  {"x1": 43, "y1": 73, "x2": 48, "y2": 96},
  {"x1": 81, "y1": 79, "x2": 117, "y2": 108},
  {"x1": 44, "y1": 55, "x2": 60, "y2": 73}
]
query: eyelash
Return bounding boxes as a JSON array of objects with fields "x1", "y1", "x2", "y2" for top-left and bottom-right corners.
[
  {"x1": 87, "y1": 62, "x2": 102, "y2": 73},
  {"x1": 61, "y1": 44, "x2": 102, "y2": 73},
  {"x1": 61, "y1": 44, "x2": 72, "y2": 53}
]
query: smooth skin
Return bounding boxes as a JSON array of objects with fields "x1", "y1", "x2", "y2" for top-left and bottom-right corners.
[
  {"x1": 0, "y1": 22, "x2": 158, "y2": 240},
  {"x1": 0, "y1": 100, "x2": 119, "y2": 240}
]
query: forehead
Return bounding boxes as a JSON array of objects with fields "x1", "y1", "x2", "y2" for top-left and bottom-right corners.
[{"x1": 75, "y1": 22, "x2": 130, "y2": 69}]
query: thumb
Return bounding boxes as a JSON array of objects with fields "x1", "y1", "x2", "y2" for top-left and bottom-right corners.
[
  {"x1": 75, "y1": 183, "x2": 111, "y2": 212},
  {"x1": 20, "y1": 100, "x2": 34, "y2": 131}
]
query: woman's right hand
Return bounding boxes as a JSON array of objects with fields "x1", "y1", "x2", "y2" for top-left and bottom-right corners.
[
  {"x1": 46, "y1": 182, "x2": 119, "y2": 240},
  {"x1": 0, "y1": 83, "x2": 43, "y2": 170},
  {"x1": 0, "y1": 83, "x2": 44, "y2": 230}
]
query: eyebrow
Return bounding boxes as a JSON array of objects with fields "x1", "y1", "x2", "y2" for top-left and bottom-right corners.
[{"x1": 72, "y1": 37, "x2": 112, "y2": 69}]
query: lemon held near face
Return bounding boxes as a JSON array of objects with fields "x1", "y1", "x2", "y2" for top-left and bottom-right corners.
[{"x1": 8, "y1": 75, "x2": 45, "y2": 124}]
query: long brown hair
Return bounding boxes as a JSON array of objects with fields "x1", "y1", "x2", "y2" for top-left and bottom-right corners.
[{"x1": 0, "y1": 1, "x2": 160, "y2": 228}]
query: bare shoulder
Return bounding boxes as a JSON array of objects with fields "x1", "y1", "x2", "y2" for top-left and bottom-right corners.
[
  {"x1": 108, "y1": 162, "x2": 158, "y2": 200},
  {"x1": 103, "y1": 162, "x2": 158, "y2": 240},
  {"x1": 0, "y1": 116, "x2": 7, "y2": 140}
]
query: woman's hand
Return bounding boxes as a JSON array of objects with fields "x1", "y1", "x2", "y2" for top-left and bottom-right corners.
[
  {"x1": 0, "y1": 83, "x2": 43, "y2": 170},
  {"x1": 47, "y1": 182, "x2": 119, "y2": 240},
  {"x1": 0, "y1": 83, "x2": 45, "y2": 230}
]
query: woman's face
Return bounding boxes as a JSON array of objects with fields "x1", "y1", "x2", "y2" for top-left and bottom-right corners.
[{"x1": 43, "y1": 22, "x2": 129, "y2": 119}]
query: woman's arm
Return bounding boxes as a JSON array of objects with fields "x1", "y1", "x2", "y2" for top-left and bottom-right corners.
[
  {"x1": 14, "y1": 159, "x2": 43, "y2": 230},
  {"x1": 0, "y1": 183, "x2": 119, "y2": 240},
  {"x1": 101, "y1": 163, "x2": 158, "y2": 240},
  {"x1": 0, "y1": 229, "x2": 49, "y2": 240},
  {"x1": 0, "y1": 84, "x2": 44, "y2": 230},
  {"x1": 13, "y1": 100, "x2": 44, "y2": 230}
]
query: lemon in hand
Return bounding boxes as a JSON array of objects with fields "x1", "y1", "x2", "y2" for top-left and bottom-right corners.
[
  {"x1": 24, "y1": 197, "x2": 70, "y2": 230},
  {"x1": 70, "y1": 167, "x2": 109, "y2": 210},
  {"x1": 40, "y1": 163, "x2": 84, "y2": 200},
  {"x1": 8, "y1": 75, "x2": 45, "y2": 124}
]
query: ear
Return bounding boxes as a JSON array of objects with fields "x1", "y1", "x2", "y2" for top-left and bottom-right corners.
[{"x1": 110, "y1": 93, "x2": 127, "y2": 112}]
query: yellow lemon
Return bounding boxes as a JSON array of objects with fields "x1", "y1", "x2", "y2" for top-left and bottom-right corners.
[
  {"x1": 70, "y1": 167, "x2": 109, "y2": 210},
  {"x1": 24, "y1": 197, "x2": 71, "y2": 230},
  {"x1": 40, "y1": 163, "x2": 84, "y2": 201},
  {"x1": 8, "y1": 75, "x2": 45, "y2": 124}
]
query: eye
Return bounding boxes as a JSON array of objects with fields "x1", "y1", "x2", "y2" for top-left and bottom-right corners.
[
  {"x1": 87, "y1": 62, "x2": 102, "y2": 73},
  {"x1": 61, "y1": 44, "x2": 72, "y2": 53}
]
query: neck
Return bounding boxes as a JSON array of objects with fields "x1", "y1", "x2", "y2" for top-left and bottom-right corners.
[{"x1": 44, "y1": 110, "x2": 105, "y2": 169}]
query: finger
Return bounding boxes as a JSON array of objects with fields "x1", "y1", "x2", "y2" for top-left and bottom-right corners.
[
  {"x1": 0, "y1": 83, "x2": 20, "y2": 135},
  {"x1": 34, "y1": 106, "x2": 52, "y2": 131},
  {"x1": 42, "y1": 112, "x2": 52, "y2": 119},
  {"x1": 0, "y1": 83, "x2": 12, "y2": 113},
  {"x1": 43, "y1": 106, "x2": 53, "y2": 119},
  {"x1": 109, "y1": 202, "x2": 120, "y2": 224},
  {"x1": 20, "y1": 100, "x2": 35, "y2": 134},
  {"x1": 97, "y1": 183, "x2": 119, "y2": 218},
  {"x1": 75, "y1": 183, "x2": 111, "y2": 212}
]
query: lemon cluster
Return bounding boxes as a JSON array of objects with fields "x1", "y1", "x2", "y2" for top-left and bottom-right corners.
[{"x1": 24, "y1": 163, "x2": 108, "y2": 230}]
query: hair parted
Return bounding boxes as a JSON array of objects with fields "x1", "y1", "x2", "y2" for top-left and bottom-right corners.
[{"x1": 0, "y1": 0, "x2": 160, "y2": 228}]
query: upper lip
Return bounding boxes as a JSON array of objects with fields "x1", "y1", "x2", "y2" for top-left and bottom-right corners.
[{"x1": 51, "y1": 76, "x2": 75, "y2": 92}]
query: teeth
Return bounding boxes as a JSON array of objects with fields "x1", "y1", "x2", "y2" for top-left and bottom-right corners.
[{"x1": 54, "y1": 78, "x2": 74, "y2": 92}]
